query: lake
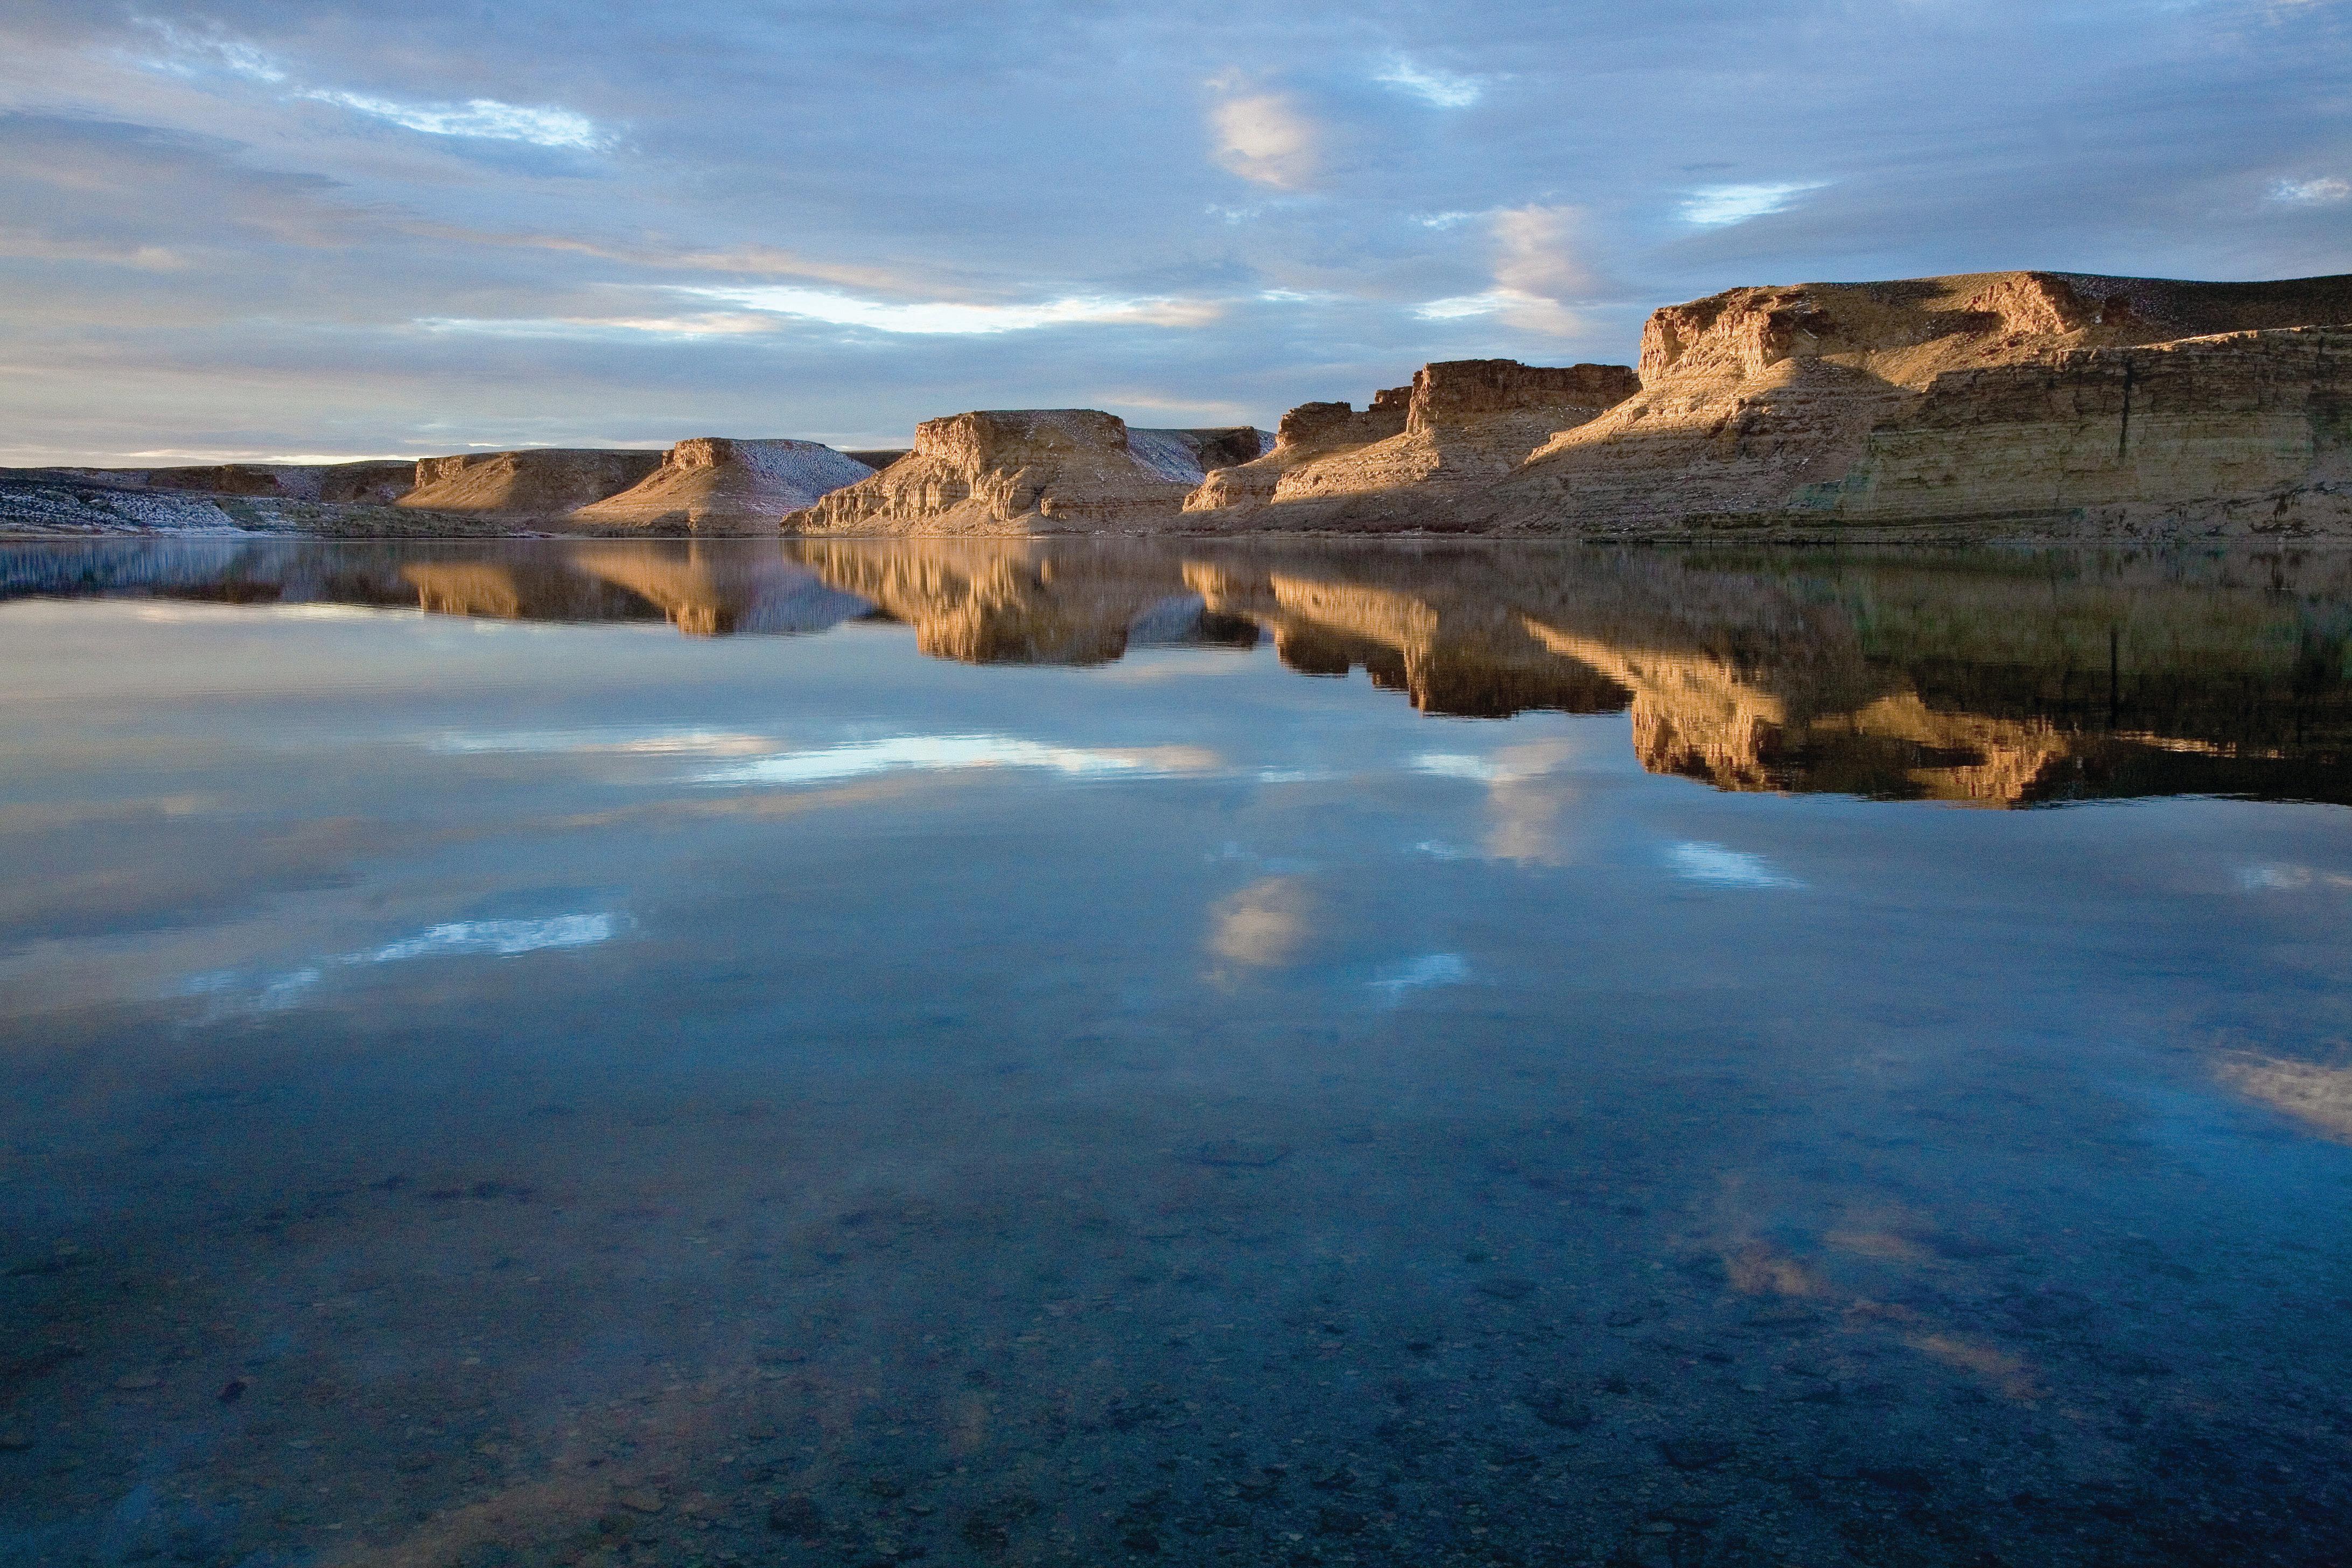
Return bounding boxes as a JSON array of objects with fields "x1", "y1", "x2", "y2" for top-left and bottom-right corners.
[{"x1": 3, "y1": 536, "x2": 2350, "y2": 1567}]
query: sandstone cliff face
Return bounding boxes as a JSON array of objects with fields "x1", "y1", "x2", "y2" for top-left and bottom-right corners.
[
  {"x1": 1480, "y1": 271, "x2": 2352, "y2": 536},
  {"x1": 785, "y1": 411, "x2": 1198, "y2": 535},
  {"x1": 1183, "y1": 390, "x2": 1410, "y2": 511},
  {"x1": 1185, "y1": 361, "x2": 1636, "y2": 521},
  {"x1": 398, "y1": 449, "x2": 663, "y2": 516},
  {"x1": 571, "y1": 438, "x2": 873, "y2": 531}
]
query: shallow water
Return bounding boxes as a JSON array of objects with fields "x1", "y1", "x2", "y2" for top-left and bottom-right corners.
[{"x1": 4, "y1": 537, "x2": 2351, "y2": 1567}]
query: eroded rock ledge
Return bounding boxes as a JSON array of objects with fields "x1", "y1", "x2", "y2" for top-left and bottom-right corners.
[{"x1": 784, "y1": 411, "x2": 1268, "y2": 536}]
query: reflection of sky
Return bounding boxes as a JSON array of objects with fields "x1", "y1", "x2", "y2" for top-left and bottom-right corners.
[{"x1": 8, "y1": 583, "x2": 2352, "y2": 1188}]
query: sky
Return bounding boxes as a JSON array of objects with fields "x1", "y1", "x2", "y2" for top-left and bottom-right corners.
[{"x1": 1, "y1": 0, "x2": 2347, "y2": 465}]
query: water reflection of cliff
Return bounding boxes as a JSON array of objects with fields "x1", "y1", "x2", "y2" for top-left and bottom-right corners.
[{"x1": 11, "y1": 536, "x2": 2352, "y2": 806}]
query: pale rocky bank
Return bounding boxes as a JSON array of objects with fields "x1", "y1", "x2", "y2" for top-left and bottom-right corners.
[{"x1": 6, "y1": 269, "x2": 2347, "y2": 542}]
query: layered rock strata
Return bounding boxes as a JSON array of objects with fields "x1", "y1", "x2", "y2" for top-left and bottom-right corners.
[
  {"x1": 1473, "y1": 271, "x2": 2352, "y2": 536},
  {"x1": 397, "y1": 449, "x2": 662, "y2": 516},
  {"x1": 572, "y1": 438, "x2": 873, "y2": 531},
  {"x1": 1185, "y1": 361, "x2": 1637, "y2": 522},
  {"x1": 785, "y1": 411, "x2": 1201, "y2": 535}
]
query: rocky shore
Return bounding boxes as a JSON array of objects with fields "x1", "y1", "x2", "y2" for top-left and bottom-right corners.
[{"x1": 7, "y1": 269, "x2": 2347, "y2": 543}]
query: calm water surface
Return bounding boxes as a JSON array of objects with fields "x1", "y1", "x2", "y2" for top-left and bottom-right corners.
[{"x1": 4, "y1": 538, "x2": 2351, "y2": 1567}]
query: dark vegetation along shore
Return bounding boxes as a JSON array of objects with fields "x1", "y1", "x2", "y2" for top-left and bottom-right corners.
[{"x1": 6, "y1": 270, "x2": 2349, "y2": 543}]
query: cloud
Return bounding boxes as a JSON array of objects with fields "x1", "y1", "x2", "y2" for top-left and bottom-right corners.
[
  {"x1": 1375, "y1": 55, "x2": 1484, "y2": 109},
  {"x1": 1679, "y1": 182, "x2": 1830, "y2": 226},
  {"x1": 299, "y1": 91, "x2": 606, "y2": 151},
  {"x1": 1412, "y1": 206, "x2": 1596, "y2": 335},
  {"x1": 668, "y1": 284, "x2": 1223, "y2": 335},
  {"x1": 1208, "y1": 876, "x2": 1313, "y2": 967},
  {"x1": 2272, "y1": 176, "x2": 2350, "y2": 204},
  {"x1": 1210, "y1": 90, "x2": 1320, "y2": 190},
  {"x1": 134, "y1": 20, "x2": 609, "y2": 150}
]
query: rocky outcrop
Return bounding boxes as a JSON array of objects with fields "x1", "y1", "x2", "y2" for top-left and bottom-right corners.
[
  {"x1": 129, "y1": 461, "x2": 416, "y2": 503},
  {"x1": 1185, "y1": 361, "x2": 1636, "y2": 521},
  {"x1": 1185, "y1": 389, "x2": 1411, "y2": 510},
  {"x1": 571, "y1": 438, "x2": 873, "y2": 532},
  {"x1": 785, "y1": 410, "x2": 1200, "y2": 535},
  {"x1": 1125, "y1": 427, "x2": 1273, "y2": 486},
  {"x1": 397, "y1": 449, "x2": 662, "y2": 517},
  {"x1": 1475, "y1": 271, "x2": 2352, "y2": 536}
]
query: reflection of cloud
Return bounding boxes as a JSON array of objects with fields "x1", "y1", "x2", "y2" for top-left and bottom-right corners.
[
  {"x1": 1415, "y1": 740, "x2": 1585, "y2": 864},
  {"x1": 370, "y1": 915, "x2": 617, "y2": 962},
  {"x1": 1480, "y1": 737, "x2": 1583, "y2": 864},
  {"x1": 700, "y1": 736, "x2": 1217, "y2": 788},
  {"x1": 177, "y1": 912, "x2": 622, "y2": 1018},
  {"x1": 1414, "y1": 752, "x2": 1504, "y2": 781},
  {"x1": 1209, "y1": 877, "x2": 1312, "y2": 967},
  {"x1": 2219, "y1": 1053, "x2": 2352, "y2": 1142},
  {"x1": 1910, "y1": 1333, "x2": 2043, "y2": 1401},
  {"x1": 2237, "y1": 862, "x2": 2352, "y2": 891},
  {"x1": 1370, "y1": 952, "x2": 1468, "y2": 1003},
  {"x1": 1666, "y1": 842, "x2": 1802, "y2": 889}
]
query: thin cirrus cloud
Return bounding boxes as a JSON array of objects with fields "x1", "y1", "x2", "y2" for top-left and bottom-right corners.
[
  {"x1": 133, "y1": 19, "x2": 610, "y2": 150},
  {"x1": 1374, "y1": 54, "x2": 1485, "y2": 109},
  {"x1": 1679, "y1": 182, "x2": 1831, "y2": 226},
  {"x1": 300, "y1": 91, "x2": 604, "y2": 150},
  {"x1": 2273, "y1": 177, "x2": 2350, "y2": 205},
  {"x1": 668, "y1": 284, "x2": 1224, "y2": 335}
]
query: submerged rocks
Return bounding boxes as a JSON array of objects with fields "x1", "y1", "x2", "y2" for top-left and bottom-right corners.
[{"x1": 787, "y1": 410, "x2": 1204, "y2": 534}]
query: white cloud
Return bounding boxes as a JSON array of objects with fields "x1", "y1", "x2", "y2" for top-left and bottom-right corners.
[
  {"x1": 1210, "y1": 92, "x2": 1320, "y2": 190},
  {"x1": 135, "y1": 22, "x2": 609, "y2": 150},
  {"x1": 1411, "y1": 206, "x2": 1594, "y2": 336},
  {"x1": 1375, "y1": 55, "x2": 1483, "y2": 109},
  {"x1": 432, "y1": 728, "x2": 782, "y2": 756},
  {"x1": 1416, "y1": 211, "x2": 1475, "y2": 229},
  {"x1": 299, "y1": 91, "x2": 606, "y2": 151},
  {"x1": 417, "y1": 312, "x2": 780, "y2": 340},
  {"x1": 1680, "y1": 183, "x2": 1829, "y2": 226},
  {"x1": 669, "y1": 284, "x2": 1221, "y2": 335},
  {"x1": 1665, "y1": 842, "x2": 1802, "y2": 888},
  {"x1": 2272, "y1": 177, "x2": 2350, "y2": 205}
]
